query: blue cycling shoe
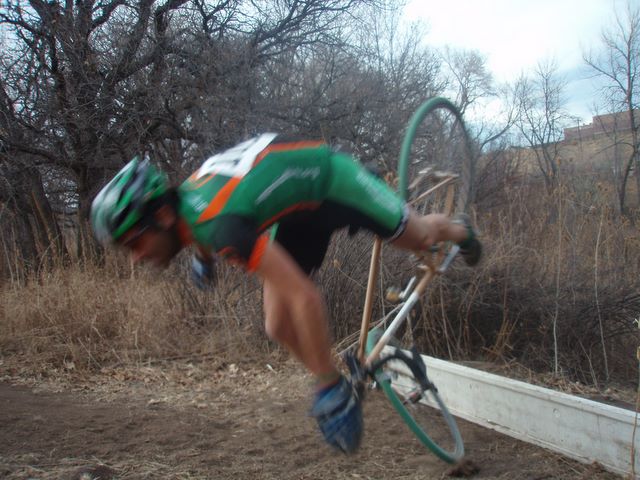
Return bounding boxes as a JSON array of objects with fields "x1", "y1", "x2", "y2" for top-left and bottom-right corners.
[{"x1": 310, "y1": 375, "x2": 363, "y2": 454}]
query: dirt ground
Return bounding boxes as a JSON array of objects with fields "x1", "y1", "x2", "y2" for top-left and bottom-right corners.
[{"x1": 0, "y1": 357, "x2": 625, "y2": 480}]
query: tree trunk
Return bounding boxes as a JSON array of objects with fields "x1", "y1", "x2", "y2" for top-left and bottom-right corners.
[
  {"x1": 75, "y1": 167, "x2": 103, "y2": 263},
  {"x1": 0, "y1": 203, "x2": 38, "y2": 282},
  {"x1": 0, "y1": 161, "x2": 69, "y2": 281}
]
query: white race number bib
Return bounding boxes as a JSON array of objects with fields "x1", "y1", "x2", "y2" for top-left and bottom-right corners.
[{"x1": 195, "y1": 133, "x2": 278, "y2": 178}]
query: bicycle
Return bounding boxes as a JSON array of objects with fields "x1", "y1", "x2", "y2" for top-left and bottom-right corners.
[{"x1": 343, "y1": 97, "x2": 475, "y2": 464}]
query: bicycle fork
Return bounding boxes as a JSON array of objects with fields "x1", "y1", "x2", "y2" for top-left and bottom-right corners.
[{"x1": 346, "y1": 336, "x2": 436, "y2": 399}]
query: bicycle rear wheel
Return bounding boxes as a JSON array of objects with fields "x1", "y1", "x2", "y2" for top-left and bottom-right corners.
[
  {"x1": 378, "y1": 97, "x2": 475, "y2": 305},
  {"x1": 398, "y1": 96, "x2": 474, "y2": 217}
]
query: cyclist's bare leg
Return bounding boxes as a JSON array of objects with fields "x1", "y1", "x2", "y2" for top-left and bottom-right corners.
[
  {"x1": 391, "y1": 209, "x2": 467, "y2": 251},
  {"x1": 263, "y1": 279, "x2": 339, "y2": 387}
]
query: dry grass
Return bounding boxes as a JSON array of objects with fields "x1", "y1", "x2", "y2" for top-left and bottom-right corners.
[
  {"x1": 322, "y1": 172, "x2": 640, "y2": 387},
  {"x1": 0, "y1": 251, "x2": 269, "y2": 374},
  {"x1": 1, "y1": 172, "x2": 639, "y2": 390}
]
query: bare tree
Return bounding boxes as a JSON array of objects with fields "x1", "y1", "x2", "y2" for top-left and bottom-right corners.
[
  {"x1": 252, "y1": 5, "x2": 442, "y2": 171},
  {"x1": 345, "y1": 8, "x2": 443, "y2": 169},
  {"x1": 584, "y1": 1, "x2": 640, "y2": 215},
  {"x1": 0, "y1": 0, "x2": 381, "y2": 261},
  {"x1": 0, "y1": 0, "x2": 195, "y2": 258},
  {"x1": 440, "y1": 47, "x2": 518, "y2": 208},
  {"x1": 440, "y1": 47, "x2": 494, "y2": 117},
  {"x1": 514, "y1": 59, "x2": 572, "y2": 189}
]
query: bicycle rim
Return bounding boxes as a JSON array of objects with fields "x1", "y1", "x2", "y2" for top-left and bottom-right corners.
[
  {"x1": 366, "y1": 328, "x2": 464, "y2": 464},
  {"x1": 376, "y1": 97, "x2": 475, "y2": 328},
  {"x1": 398, "y1": 96, "x2": 474, "y2": 217},
  {"x1": 379, "y1": 97, "x2": 475, "y2": 320},
  {"x1": 369, "y1": 98, "x2": 471, "y2": 463},
  {"x1": 380, "y1": 96, "x2": 475, "y2": 350}
]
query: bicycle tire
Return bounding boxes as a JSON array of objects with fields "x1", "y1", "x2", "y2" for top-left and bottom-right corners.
[
  {"x1": 372, "y1": 97, "x2": 473, "y2": 463},
  {"x1": 398, "y1": 96, "x2": 474, "y2": 214},
  {"x1": 366, "y1": 328, "x2": 464, "y2": 463},
  {"x1": 376, "y1": 97, "x2": 475, "y2": 310}
]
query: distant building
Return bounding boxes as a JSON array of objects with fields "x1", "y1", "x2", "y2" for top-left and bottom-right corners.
[
  {"x1": 511, "y1": 109, "x2": 640, "y2": 175},
  {"x1": 564, "y1": 110, "x2": 640, "y2": 141}
]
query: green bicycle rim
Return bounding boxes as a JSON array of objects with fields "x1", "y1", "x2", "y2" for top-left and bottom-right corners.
[
  {"x1": 368, "y1": 97, "x2": 471, "y2": 463},
  {"x1": 366, "y1": 327, "x2": 464, "y2": 463},
  {"x1": 398, "y1": 96, "x2": 473, "y2": 211}
]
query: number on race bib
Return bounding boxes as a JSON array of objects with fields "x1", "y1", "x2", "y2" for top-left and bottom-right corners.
[{"x1": 195, "y1": 133, "x2": 278, "y2": 178}]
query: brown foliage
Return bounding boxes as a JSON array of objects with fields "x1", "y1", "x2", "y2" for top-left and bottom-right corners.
[{"x1": 2, "y1": 174, "x2": 640, "y2": 389}]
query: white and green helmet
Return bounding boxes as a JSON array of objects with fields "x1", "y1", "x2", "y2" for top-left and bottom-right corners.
[{"x1": 91, "y1": 157, "x2": 168, "y2": 244}]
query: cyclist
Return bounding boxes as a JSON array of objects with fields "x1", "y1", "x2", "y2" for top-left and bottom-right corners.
[{"x1": 91, "y1": 133, "x2": 481, "y2": 454}]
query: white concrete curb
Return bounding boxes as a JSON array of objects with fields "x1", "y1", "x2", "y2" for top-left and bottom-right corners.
[{"x1": 385, "y1": 349, "x2": 639, "y2": 478}]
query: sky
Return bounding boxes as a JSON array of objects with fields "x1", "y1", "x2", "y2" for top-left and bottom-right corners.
[{"x1": 403, "y1": 0, "x2": 637, "y2": 125}]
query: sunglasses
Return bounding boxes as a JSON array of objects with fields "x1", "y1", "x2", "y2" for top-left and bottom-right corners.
[{"x1": 119, "y1": 213, "x2": 159, "y2": 249}]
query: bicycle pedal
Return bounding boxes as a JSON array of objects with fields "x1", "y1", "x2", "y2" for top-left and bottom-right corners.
[{"x1": 342, "y1": 351, "x2": 366, "y2": 383}]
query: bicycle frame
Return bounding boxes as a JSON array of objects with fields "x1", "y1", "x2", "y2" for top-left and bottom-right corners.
[
  {"x1": 356, "y1": 178, "x2": 460, "y2": 368},
  {"x1": 351, "y1": 98, "x2": 471, "y2": 465}
]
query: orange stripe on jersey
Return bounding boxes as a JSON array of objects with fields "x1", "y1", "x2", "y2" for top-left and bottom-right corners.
[
  {"x1": 258, "y1": 201, "x2": 321, "y2": 231},
  {"x1": 252, "y1": 140, "x2": 325, "y2": 167},
  {"x1": 196, "y1": 177, "x2": 241, "y2": 223},
  {"x1": 247, "y1": 234, "x2": 269, "y2": 272}
]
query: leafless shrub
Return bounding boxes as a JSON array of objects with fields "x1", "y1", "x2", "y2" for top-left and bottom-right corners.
[
  {"x1": 0, "y1": 250, "x2": 268, "y2": 373},
  {"x1": 2, "y1": 170, "x2": 640, "y2": 388}
]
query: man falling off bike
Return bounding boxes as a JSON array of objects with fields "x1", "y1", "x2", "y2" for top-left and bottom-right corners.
[{"x1": 90, "y1": 133, "x2": 481, "y2": 454}]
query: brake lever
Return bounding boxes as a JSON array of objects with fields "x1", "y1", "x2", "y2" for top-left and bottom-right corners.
[{"x1": 437, "y1": 244, "x2": 460, "y2": 273}]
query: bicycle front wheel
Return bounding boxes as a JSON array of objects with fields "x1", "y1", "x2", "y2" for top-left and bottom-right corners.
[{"x1": 366, "y1": 328, "x2": 464, "y2": 464}]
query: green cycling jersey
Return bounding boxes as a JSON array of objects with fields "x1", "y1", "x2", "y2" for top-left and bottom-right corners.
[{"x1": 179, "y1": 133, "x2": 406, "y2": 271}]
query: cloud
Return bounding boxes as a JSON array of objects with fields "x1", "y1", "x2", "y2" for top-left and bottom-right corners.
[{"x1": 404, "y1": 0, "x2": 632, "y2": 119}]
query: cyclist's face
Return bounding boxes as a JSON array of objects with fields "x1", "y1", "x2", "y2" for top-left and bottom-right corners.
[{"x1": 120, "y1": 209, "x2": 181, "y2": 268}]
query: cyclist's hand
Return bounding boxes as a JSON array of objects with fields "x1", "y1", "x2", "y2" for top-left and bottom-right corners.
[
  {"x1": 191, "y1": 254, "x2": 216, "y2": 290},
  {"x1": 310, "y1": 376, "x2": 363, "y2": 454}
]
